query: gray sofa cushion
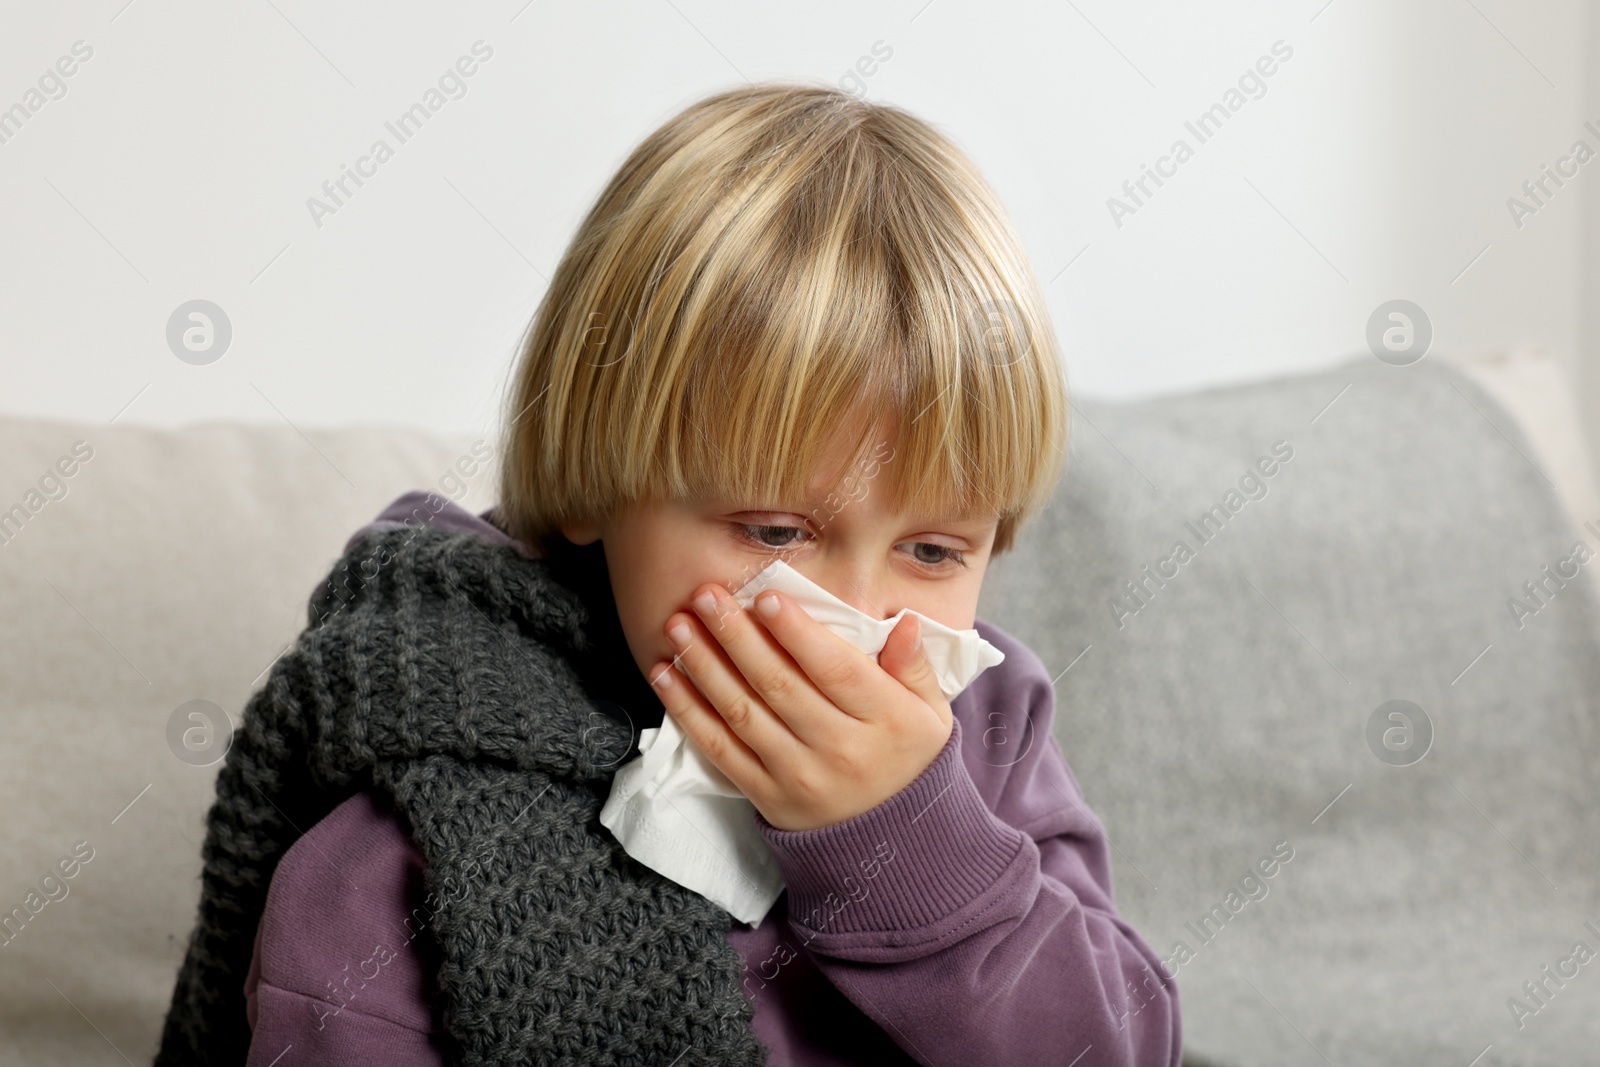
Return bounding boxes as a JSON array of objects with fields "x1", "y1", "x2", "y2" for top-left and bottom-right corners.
[{"x1": 979, "y1": 353, "x2": 1600, "y2": 1066}]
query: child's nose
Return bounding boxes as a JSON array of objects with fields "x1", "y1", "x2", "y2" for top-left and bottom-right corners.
[{"x1": 802, "y1": 562, "x2": 892, "y2": 621}]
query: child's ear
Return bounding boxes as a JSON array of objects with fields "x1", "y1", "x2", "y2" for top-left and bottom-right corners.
[{"x1": 560, "y1": 519, "x2": 602, "y2": 545}]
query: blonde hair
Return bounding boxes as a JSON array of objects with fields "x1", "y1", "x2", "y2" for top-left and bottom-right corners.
[{"x1": 497, "y1": 80, "x2": 1068, "y2": 556}]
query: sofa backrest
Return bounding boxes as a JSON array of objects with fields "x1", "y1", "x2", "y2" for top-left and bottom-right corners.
[
  {"x1": 978, "y1": 353, "x2": 1600, "y2": 1063},
  {"x1": 2, "y1": 350, "x2": 1597, "y2": 1063}
]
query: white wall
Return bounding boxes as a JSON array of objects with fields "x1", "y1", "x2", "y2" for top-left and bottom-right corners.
[
  {"x1": 1584, "y1": 0, "x2": 1600, "y2": 469},
  {"x1": 0, "y1": 0, "x2": 1592, "y2": 459}
]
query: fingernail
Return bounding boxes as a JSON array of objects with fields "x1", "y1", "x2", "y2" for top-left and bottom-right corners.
[
  {"x1": 667, "y1": 620, "x2": 691, "y2": 647},
  {"x1": 693, "y1": 591, "x2": 717, "y2": 616},
  {"x1": 650, "y1": 665, "x2": 674, "y2": 688},
  {"x1": 756, "y1": 592, "x2": 779, "y2": 619}
]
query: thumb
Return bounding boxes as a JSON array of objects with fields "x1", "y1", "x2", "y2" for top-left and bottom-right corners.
[{"x1": 878, "y1": 615, "x2": 950, "y2": 717}]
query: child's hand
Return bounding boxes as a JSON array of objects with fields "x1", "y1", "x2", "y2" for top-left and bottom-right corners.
[{"x1": 649, "y1": 582, "x2": 954, "y2": 832}]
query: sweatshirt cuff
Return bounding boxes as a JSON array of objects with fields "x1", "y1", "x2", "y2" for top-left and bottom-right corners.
[{"x1": 754, "y1": 716, "x2": 1025, "y2": 937}]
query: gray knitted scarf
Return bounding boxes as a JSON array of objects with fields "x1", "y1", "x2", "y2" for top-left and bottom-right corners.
[{"x1": 154, "y1": 523, "x2": 768, "y2": 1066}]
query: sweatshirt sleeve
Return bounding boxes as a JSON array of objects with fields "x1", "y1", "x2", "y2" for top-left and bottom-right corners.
[
  {"x1": 243, "y1": 790, "x2": 449, "y2": 1067},
  {"x1": 753, "y1": 628, "x2": 1181, "y2": 1067}
]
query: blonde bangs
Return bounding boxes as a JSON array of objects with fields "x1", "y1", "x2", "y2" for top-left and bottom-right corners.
[{"x1": 499, "y1": 80, "x2": 1069, "y2": 555}]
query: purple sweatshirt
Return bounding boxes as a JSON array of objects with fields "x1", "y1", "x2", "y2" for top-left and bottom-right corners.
[{"x1": 241, "y1": 491, "x2": 1181, "y2": 1066}]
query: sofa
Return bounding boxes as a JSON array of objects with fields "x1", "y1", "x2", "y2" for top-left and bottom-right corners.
[{"x1": 2, "y1": 348, "x2": 1597, "y2": 1066}]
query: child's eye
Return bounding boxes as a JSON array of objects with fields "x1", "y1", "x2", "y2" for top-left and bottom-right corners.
[
  {"x1": 899, "y1": 542, "x2": 968, "y2": 570},
  {"x1": 736, "y1": 523, "x2": 813, "y2": 551}
]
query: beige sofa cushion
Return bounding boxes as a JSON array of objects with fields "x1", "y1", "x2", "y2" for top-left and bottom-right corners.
[{"x1": 0, "y1": 415, "x2": 493, "y2": 1064}]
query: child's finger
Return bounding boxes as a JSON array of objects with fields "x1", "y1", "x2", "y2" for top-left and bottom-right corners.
[
  {"x1": 876, "y1": 614, "x2": 950, "y2": 723},
  {"x1": 665, "y1": 608, "x2": 803, "y2": 765},
  {"x1": 649, "y1": 660, "x2": 771, "y2": 794},
  {"x1": 749, "y1": 590, "x2": 889, "y2": 722}
]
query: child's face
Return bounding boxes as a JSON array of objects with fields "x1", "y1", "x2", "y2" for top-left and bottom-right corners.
[{"x1": 560, "y1": 426, "x2": 1000, "y2": 686}]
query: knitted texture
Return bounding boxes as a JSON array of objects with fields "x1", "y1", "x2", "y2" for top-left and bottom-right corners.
[{"x1": 154, "y1": 525, "x2": 769, "y2": 1066}]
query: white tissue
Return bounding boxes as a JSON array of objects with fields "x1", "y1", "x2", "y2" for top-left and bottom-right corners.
[{"x1": 597, "y1": 559, "x2": 1005, "y2": 926}]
